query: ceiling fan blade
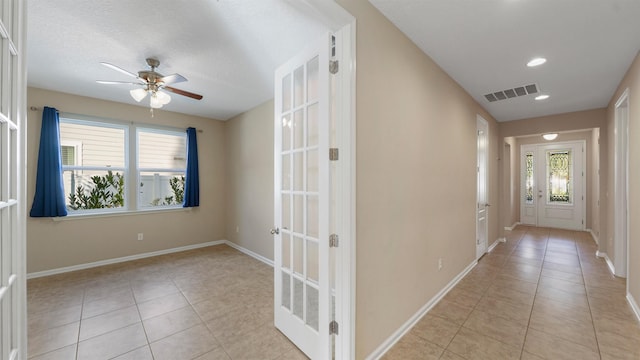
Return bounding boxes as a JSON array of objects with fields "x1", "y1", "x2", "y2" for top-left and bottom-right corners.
[
  {"x1": 160, "y1": 73, "x2": 187, "y2": 85},
  {"x1": 164, "y1": 86, "x2": 203, "y2": 100},
  {"x1": 100, "y1": 62, "x2": 138, "y2": 78},
  {"x1": 96, "y1": 80, "x2": 144, "y2": 85}
]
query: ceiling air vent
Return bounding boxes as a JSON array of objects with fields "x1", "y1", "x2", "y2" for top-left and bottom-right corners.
[{"x1": 484, "y1": 83, "x2": 538, "y2": 103}]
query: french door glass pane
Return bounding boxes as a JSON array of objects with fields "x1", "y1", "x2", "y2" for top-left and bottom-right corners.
[
  {"x1": 293, "y1": 277, "x2": 304, "y2": 319},
  {"x1": 282, "y1": 233, "x2": 291, "y2": 270},
  {"x1": 294, "y1": 66, "x2": 304, "y2": 108},
  {"x1": 307, "y1": 56, "x2": 319, "y2": 102},
  {"x1": 306, "y1": 284, "x2": 319, "y2": 331},
  {"x1": 282, "y1": 74, "x2": 291, "y2": 112},
  {"x1": 282, "y1": 272, "x2": 291, "y2": 310}
]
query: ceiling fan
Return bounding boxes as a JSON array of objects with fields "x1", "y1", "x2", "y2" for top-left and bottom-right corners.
[{"x1": 96, "y1": 58, "x2": 203, "y2": 110}]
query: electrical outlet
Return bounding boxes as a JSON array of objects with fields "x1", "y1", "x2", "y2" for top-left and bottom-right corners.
[
  {"x1": 137, "y1": 233, "x2": 144, "y2": 241},
  {"x1": 438, "y1": 258, "x2": 443, "y2": 271}
]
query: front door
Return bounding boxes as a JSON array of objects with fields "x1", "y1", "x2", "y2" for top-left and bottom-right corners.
[
  {"x1": 476, "y1": 116, "x2": 489, "y2": 259},
  {"x1": 273, "y1": 34, "x2": 330, "y2": 359},
  {"x1": 520, "y1": 142, "x2": 585, "y2": 230}
]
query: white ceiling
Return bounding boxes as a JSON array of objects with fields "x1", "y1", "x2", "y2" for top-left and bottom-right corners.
[
  {"x1": 29, "y1": 1, "x2": 640, "y2": 123},
  {"x1": 27, "y1": 1, "x2": 330, "y2": 120},
  {"x1": 369, "y1": 0, "x2": 640, "y2": 122}
]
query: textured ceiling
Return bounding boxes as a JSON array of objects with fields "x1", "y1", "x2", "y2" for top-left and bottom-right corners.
[
  {"x1": 27, "y1": 1, "x2": 330, "y2": 120},
  {"x1": 369, "y1": 0, "x2": 640, "y2": 122}
]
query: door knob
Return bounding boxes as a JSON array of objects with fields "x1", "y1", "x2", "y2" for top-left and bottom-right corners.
[
  {"x1": 270, "y1": 227, "x2": 280, "y2": 235},
  {"x1": 484, "y1": 203, "x2": 491, "y2": 207}
]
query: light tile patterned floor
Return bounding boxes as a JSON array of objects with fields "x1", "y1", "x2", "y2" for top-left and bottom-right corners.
[
  {"x1": 383, "y1": 226, "x2": 640, "y2": 360},
  {"x1": 27, "y1": 245, "x2": 309, "y2": 360},
  {"x1": 28, "y1": 227, "x2": 640, "y2": 359}
]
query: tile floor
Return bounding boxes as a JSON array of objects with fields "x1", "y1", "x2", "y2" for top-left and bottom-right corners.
[
  {"x1": 27, "y1": 245, "x2": 308, "y2": 360},
  {"x1": 383, "y1": 226, "x2": 640, "y2": 360},
  {"x1": 28, "y1": 226, "x2": 640, "y2": 360}
]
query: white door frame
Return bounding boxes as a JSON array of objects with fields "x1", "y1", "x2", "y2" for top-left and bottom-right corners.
[
  {"x1": 520, "y1": 141, "x2": 586, "y2": 231},
  {"x1": 0, "y1": 0, "x2": 27, "y2": 358},
  {"x1": 476, "y1": 115, "x2": 489, "y2": 259},
  {"x1": 614, "y1": 88, "x2": 629, "y2": 279},
  {"x1": 279, "y1": 2, "x2": 356, "y2": 358}
]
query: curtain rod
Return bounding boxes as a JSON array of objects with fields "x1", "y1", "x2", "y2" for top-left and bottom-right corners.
[{"x1": 28, "y1": 106, "x2": 203, "y2": 132}]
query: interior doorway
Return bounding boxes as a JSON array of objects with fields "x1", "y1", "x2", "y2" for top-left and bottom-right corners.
[
  {"x1": 476, "y1": 115, "x2": 489, "y2": 259},
  {"x1": 614, "y1": 89, "x2": 629, "y2": 278},
  {"x1": 520, "y1": 141, "x2": 586, "y2": 230},
  {"x1": 272, "y1": 3, "x2": 355, "y2": 357}
]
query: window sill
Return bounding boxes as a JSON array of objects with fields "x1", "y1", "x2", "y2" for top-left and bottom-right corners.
[{"x1": 51, "y1": 206, "x2": 193, "y2": 221}]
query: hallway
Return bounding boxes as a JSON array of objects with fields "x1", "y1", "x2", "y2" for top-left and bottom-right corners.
[{"x1": 383, "y1": 226, "x2": 640, "y2": 359}]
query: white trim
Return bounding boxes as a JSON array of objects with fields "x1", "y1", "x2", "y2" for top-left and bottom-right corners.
[
  {"x1": 365, "y1": 260, "x2": 478, "y2": 360},
  {"x1": 332, "y1": 21, "x2": 357, "y2": 360},
  {"x1": 27, "y1": 240, "x2": 226, "y2": 279},
  {"x1": 224, "y1": 241, "x2": 274, "y2": 267},
  {"x1": 627, "y1": 293, "x2": 640, "y2": 323},
  {"x1": 586, "y1": 228, "x2": 599, "y2": 245},
  {"x1": 596, "y1": 251, "x2": 616, "y2": 276},
  {"x1": 613, "y1": 88, "x2": 630, "y2": 281},
  {"x1": 488, "y1": 238, "x2": 506, "y2": 252},
  {"x1": 504, "y1": 222, "x2": 520, "y2": 231}
]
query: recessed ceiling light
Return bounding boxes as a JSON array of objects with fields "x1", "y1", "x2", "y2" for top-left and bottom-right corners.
[
  {"x1": 527, "y1": 57, "x2": 547, "y2": 67},
  {"x1": 535, "y1": 94, "x2": 550, "y2": 101}
]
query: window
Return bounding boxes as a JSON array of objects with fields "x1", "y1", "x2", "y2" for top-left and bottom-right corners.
[
  {"x1": 59, "y1": 116, "x2": 187, "y2": 213},
  {"x1": 137, "y1": 129, "x2": 186, "y2": 208}
]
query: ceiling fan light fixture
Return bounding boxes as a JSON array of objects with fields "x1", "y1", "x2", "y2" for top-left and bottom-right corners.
[
  {"x1": 155, "y1": 90, "x2": 171, "y2": 105},
  {"x1": 149, "y1": 93, "x2": 164, "y2": 108},
  {"x1": 130, "y1": 88, "x2": 148, "y2": 102}
]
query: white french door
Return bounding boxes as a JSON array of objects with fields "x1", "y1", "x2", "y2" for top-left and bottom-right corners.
[
  {"x1": 273, "y1": 33, "x2": 331, "y2": 359},
  {"x1": 476, "y1": 116, "x2": 489, "y2": 259},
  {"x1": 0, "y1": 0, "x2": 27, "y2": 359},
  {"x1": 520, "y1": 141, "x2": 585, "y2": 230}
]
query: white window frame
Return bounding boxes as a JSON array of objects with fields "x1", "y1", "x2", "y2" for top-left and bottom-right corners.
[
  {"x1": 58, "y1": 114, "x2": 188, "y2": 216},
  {"x1": 136, "y1": 126, "x2": 187, "y2": 210}
]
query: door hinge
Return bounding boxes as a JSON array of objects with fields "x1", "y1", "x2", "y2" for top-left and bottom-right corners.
[
  {"x1": 329, "y1": 234, "x2": 339, "y2": 248},
  {"x1": 330, "y1": 35, "x2": 339, "y2": 74},
  {"x1": 330, "y1": 148, "x2": 339, "y2": 161},
  {"x1": 329, "y1": 320, "x2": 339, "y2": 335},
  {"x1": 329, "y1": 60, "x2": 339, "y2": 74}
]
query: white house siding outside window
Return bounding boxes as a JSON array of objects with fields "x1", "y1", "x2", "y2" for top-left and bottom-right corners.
[{"x1": 59, "y1": 116, "x2": 187, "y2": 213}]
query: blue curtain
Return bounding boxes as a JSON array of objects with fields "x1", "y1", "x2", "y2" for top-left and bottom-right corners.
[
  {"x1": 183, "y1": 127, "x2": 199, "y2": 207},
  {"x1": 30, "y1": 107, "x2": 68, "y2": 217}
]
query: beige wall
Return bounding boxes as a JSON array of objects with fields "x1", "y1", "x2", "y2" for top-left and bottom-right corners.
[
  {"x1": 606, "y1": 51, "x2": 640, "y2": 304},
  {"x1": 336, "y1": 1, "x2": 499, "y2": 357},
  {"x1": 224, "y1": 100, "x2": 274, "y2": 260},
  {"x1": 26, "y1": 87, "x2": 227, "y2": 273},
  {"x1": 500, "y1": 108, "x2": 606, "y2": 138},
  {"x1": 498, "y1": 109, "x2": 606, "y2": 238}
]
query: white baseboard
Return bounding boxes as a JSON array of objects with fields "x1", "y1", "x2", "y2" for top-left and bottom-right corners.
[
  {"x1": 627, "y1": 293, "x2": 640, "y2": 323},
  {"x1": 223, "y1": 240, "x2": 274, "y2": 267},
  {"x1": 488, "y1": 238, "x2": 506, "y2": 252},
  {"x1": 586, "y1": 228, "x2": 599, "y2": 245},
  {"x1": 365, "y1": 260, "x2": 478, "y2": 360},
  {"x1": 504, "y1": 222, "x2": 520, "y2": 231},
  {"x1": 596, "y1": 251, "x2": 616, "y2": 276},
  {"x1": 27, "y1": 240, "x2": 227, "y2": 279}
]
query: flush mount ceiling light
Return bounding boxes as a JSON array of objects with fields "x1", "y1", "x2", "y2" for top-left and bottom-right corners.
[
  {"x1": 543, "y1": 133, "x2": 558, "y2": 141},
  {"x1": 535, "y1": 94, "x2": 550, "y2": 101},
  {"x1": 527, "y1": 57, "x2": 547, "y2": 67}
]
